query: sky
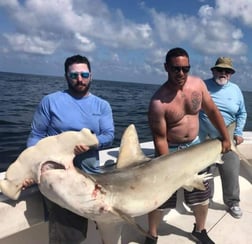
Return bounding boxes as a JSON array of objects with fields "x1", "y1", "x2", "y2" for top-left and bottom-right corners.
[{"x1": 0, "y1": 0, "x2": 252, "y2": 91}]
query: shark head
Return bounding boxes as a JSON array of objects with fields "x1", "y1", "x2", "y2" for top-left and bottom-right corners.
[
  {"x1": 0, "y1": 127, "x2": 99, "y2": 200},
  {"x1": 39, "y1": 161, "x2": 112, "y2": 220}
]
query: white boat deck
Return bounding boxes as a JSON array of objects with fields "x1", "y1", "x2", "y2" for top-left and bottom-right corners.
[{"x1": 1, "y1": 133, "x2": 252, "y2": 244}]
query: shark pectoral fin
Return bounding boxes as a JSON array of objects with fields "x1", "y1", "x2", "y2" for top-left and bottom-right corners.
[
  {"x1": 112, "y1": 207, "x2": 152, "y2": 239},
  {"x1": 0, "y1": 179, "x2": 22, "y2": 200},
  {"x1": 183, "y1": 173, "x2": 213, "y2": 192}
]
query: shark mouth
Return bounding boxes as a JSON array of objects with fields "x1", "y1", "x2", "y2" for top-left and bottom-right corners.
[{"x1": 41, "y1": 161, "x2": 66, "y2": 174}]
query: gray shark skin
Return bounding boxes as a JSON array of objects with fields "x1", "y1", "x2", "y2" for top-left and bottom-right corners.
[
  {"x1": 0, "y1": 128, "x2": 98, "y2": 200},
  {"x1": 38, "y1": 122, "x2": 251, "y2": 244}
]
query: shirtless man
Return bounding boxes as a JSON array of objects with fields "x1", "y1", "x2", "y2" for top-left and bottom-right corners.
[{"x1": 145, "y1": 47, "x2": 231, "y2": 244}]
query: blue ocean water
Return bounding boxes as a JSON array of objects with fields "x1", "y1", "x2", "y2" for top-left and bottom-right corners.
[{"x1": 0, "y1": 71, "x2": 251, "y2": 170}]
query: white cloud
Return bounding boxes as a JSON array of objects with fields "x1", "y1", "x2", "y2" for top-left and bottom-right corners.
[
  {"x1": 0, "y1": 0, "x2": 252, "y2": 90},
  {"x1": 150, "y1": 11, "x2": 193, "y2": 43},
  {"x1": 112, "y1": 23, "x2": 153, "y2": 48},
  {"x1": 1, "y1": 0, "x2": 154, "y2": 56},
  {"x1": 74, "y1": 33, "x2": 96, "y2": 52},
  {"x1": 149, "y1": 3, "x2": 247, "y2": 56},
  {"x1": 3, "y1": 33, "x2": 58, "y2": 54},
  {"x1": 216, "y1": 0, "x2": 252, "y2": 26},
  {"x1": 0, "y1": 0, "x2": 19, "y2": 8}
]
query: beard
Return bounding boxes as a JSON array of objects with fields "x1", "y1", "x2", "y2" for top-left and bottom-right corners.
[
  {"x1": 215, "y1": 77, "x2": 228, "y2": 86},
  {"x1": 67, "y1": 80, "x2": 91, "y2": 96}
]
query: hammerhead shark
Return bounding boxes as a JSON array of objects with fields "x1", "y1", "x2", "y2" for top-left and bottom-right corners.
[
  {"x1": 0, "y1": 123, "x2": 251, "y2": 244},
  {"x1": 0, "y1": 128, "x2": 98, "y2": 200}
]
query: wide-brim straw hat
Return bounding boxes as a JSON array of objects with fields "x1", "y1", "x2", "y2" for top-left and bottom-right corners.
[{"x1": 211, "y1": 57, "x2": 235, "y2": 74}]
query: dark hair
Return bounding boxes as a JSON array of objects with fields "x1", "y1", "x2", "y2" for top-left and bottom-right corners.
[
  {"x1": 64, "y1": 55, "x2": 91, "y2": 74},
  {"x1": 165, "y1": 47, "x2": 189, "y2": 64}
]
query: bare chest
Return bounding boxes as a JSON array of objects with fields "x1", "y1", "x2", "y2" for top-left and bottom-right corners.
[{"x1": 164, "y1": 90, "x2": 202, "y2": 123}]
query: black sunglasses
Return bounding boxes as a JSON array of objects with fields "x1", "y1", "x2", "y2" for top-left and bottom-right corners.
[
  {"x1": 170, "y1": 66, "x2": 190, "y2": 73},
  {"x1": 214, "y1": 68, "x2": 233, "y2": 74}
]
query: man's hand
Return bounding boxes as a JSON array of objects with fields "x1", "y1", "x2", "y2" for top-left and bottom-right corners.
[
  {"x1": 74, "y1": 144, "x2": 90, "y2": 155},
  {"x1": 221, "y1": 139, "x2": 231, "y2": 153},
  {"x1": 22, "y1": 178, "x2": 35, "y2": 190},
  {"x1": 234, "y1": 135, "x2": 244, "y2": 145}
]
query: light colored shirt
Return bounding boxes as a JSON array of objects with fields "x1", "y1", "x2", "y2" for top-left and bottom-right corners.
[
  {"x1": 199, "y1": 78, "x2": 247, "y2": 140},
  {"x1": 27, "y1": 90, "x2": 114, "y2": 149}
]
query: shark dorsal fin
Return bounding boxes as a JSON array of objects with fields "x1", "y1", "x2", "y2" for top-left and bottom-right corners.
[{"x1": 116, "y1": 124, "x2": 150, "y2": 169}]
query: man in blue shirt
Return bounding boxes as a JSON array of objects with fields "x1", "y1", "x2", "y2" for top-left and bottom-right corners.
[
  {"x1": 199, "y1": 57, "x2": 247, "y2": 219},
  {"x1": 24, "y1": 54, "x2": 114, "y2": 243}
]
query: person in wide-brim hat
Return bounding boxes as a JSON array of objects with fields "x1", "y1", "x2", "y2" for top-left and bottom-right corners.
[
  {"x1": 211, "y1": 57, "x2": 235, "y2": 74},
  {"x1": 200, "y1": 55, "x2": 247, "y2": 221}
]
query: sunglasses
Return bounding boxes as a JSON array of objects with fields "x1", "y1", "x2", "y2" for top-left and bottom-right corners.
[
  {"x1": 170, "y1": 66, "x2": 190, "y2": 73},
  {"x1": 68, "y1": 71, "x2": 90, "y2": 79},
  {"x1": 214, "y1": 68, "x2": 232, "y2": 74}
]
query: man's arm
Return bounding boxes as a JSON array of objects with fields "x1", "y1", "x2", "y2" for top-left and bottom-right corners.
[
  {"x1": 27, "y1": 97, "x2": 50, "y2": 147},
  {"x1": 235, "y1": 89, "x2": 247, "y2": 136},
  {"x1": 234, "y1": 88, "x2": 247, "y2": 145},
  {"x1": 201, "y1": 83, "x2": 231, "y2": 152},
  {"x1": 148, "y1": 99, "x2": 169, "y2": 156},
  {"x1": 96, "y1": 101, "x2": 114, "y2": 149}
]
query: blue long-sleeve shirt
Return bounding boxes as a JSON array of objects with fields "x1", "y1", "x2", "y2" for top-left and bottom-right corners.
[
  {"x1": 199, "y1": 78, "x2": 247, "y2": 140},
  {"x1": 27, "y1": 90, "x2": 114, "y2": 150}
]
